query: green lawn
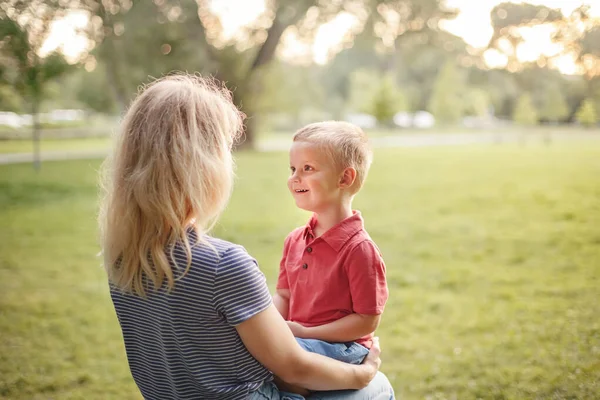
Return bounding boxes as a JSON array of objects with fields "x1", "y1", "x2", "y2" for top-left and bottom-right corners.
[
  {"x1": 0, "y1": 137, "x2": 112, "y2": 154},
  {"x1": 1, "y1": 143, "x2": 599, "y2": 399}
]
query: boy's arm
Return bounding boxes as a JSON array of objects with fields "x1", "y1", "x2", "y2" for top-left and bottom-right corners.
[
  {"x1": 273, "y1": 289, "x2": 290, "y2": 320},
  {"x1": 288, "y1": 313, "x2": 380, "y2": 342},
  {"x1": 289, "y1": 240, "x2": 388, "y2": 342}
]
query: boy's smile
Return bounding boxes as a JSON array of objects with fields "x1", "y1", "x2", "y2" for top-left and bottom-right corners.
[{"x1": 288, "y1": 141, "x2": 342, "y2": 214}]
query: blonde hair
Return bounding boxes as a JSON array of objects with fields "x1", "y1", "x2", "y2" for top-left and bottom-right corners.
[
  {"x1": 293, "y1": 120, "x2": 372, "y2": 194},
  {"x1": 99, "y1": 74, "x2": 244, "y2": 297}
]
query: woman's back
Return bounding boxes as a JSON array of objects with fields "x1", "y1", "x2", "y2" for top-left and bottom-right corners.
[{"x1": 110, "y1": 232, "x2": 273, "y2": 399}]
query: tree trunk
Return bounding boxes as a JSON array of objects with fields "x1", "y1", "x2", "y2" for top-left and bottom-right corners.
[
  {"x1": 237, "y1": 117, "x2": 257, "y2": 151},
  {"x1": 239, "y1": 1, "x2": 316, "y2": 150},
  {"x1": 32, "y1": 100, "x2": 41, "y2": 172}
]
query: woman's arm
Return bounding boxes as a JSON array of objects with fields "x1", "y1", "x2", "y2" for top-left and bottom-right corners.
[
  {"x1": 273, "y1": 289, "x2": 290, "y2": 320},
  {"x1": 236, "y1": 304, "x2": 380, "y2": 391},
  {"x1": 287, "y1": 313, "x2": 381, "y2": 342}
]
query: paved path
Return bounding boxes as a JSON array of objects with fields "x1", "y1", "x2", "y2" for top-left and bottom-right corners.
[{"x1": 2, "y1": 132, "x2": 599, "y2": 165}]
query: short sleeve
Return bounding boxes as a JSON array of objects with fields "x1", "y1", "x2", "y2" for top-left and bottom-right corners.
[
  {"x1": 276, "y1": 235, "x2": 292, "y2": 290},
  {"x1": 345, "y1": 240, "x2": 388, "y2": 315},
  {"x1": 213, "y1": 245, "x2": 273, "y2": 326}
]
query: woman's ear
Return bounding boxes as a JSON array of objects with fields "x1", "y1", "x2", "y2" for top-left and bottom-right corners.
[{"x1": 339, "y1": 167, "x2": 357, "y2": 189}]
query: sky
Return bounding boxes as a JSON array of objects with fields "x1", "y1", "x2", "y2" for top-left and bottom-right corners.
[{"x1": 41, "y1": 0, "x2": 600, "y2": 74}]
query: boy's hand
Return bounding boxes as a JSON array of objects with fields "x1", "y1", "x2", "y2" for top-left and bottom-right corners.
[{"x1": 286, "y1": 321, "x2": 307, "y2": 337}]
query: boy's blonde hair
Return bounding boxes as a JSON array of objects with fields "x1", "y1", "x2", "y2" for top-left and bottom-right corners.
[
  {"x1": 99, "y1": 74, "x2": 244, "y2": 297},
  {"x1": 293, "y1": 120, "x2": 372, "y2": 194}
]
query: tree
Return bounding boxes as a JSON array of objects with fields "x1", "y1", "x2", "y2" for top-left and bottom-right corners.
[
  {"x1": 348, "y1": 69, "x2": 407, "y2": 125},
  {"x1": 72, "y1": 0, "x2": 458, "y2": 149},
  {"x1": 539, "y1": 84, "x2": 569, "y2": 123},
  {"x1": 0, "y1": 84, "x2": 22, "y2": 112},
  {"x1": 72, "y1": 66, "x2": 117, "y2": 114},
  {"x1": 371, "y1": 74, "x2": 408, "y2": 125},
  {"x1": 0, "y1": 1, "x2": 71, "y2": 170},
  {"x1": 513, "y1": 93, "x2": 538, "y2": 125},
  {"x1": 75, "y1": 0, "x2": 320, "y2": 149},
  {"x1": 428, "y1": 61, "x2": 463, "y2": 124},
  {"x1": 487, "y1": 2, "x2": 563, "y2": 70},
  {"x1": 576, "y1": 98, "x2": 598, "y2": 127},
  {"x1": 463, "y1": 88, "x2": 490, "y2": 117}
]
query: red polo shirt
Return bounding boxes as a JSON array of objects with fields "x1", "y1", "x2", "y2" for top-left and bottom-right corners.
[{"x1": 277, "y1": 211, "x2": 388, "y2": 348}]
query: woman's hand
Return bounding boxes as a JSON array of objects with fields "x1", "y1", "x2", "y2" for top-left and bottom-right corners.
[
  {"x1": 237, "y1": 304, "x2": 381, "y2": 391},
  {"x1": 360, "y1": 337, "x2": 382, "y2": 386}
]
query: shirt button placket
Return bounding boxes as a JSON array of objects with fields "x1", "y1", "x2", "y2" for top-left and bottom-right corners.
[{"x1": 303, "y1": 246, "x2": 311, "y2": 269}]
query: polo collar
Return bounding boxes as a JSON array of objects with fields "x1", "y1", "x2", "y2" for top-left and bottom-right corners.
[{"x1": 302, "y1": 211, "x2": 364, "y2": 252}]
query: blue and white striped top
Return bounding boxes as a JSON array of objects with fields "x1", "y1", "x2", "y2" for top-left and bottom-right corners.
[{"x1": 110, "y1": 233, "x2": 273, "y2": 399}]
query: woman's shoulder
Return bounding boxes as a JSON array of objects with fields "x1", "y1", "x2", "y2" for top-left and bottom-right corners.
[{"x1": 189, "y1": 235, "x2": 254, "y2": 265}]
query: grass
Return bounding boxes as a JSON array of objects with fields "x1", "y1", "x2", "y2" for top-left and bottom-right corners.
[
  {"x1": 1, "y1": 143, "x2": 600, "y2": 399},
  {"x1": 0, "y1": 137, "x2": 112, "y2": 154}
]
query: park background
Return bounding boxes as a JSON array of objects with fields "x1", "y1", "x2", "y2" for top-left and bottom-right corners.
[{"x1": 1, "y1": 0, "x2": 599, "y2": 399}]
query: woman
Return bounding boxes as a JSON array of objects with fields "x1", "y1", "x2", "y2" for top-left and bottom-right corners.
[{"x1": 99, "y1": 74, "x2": 394, "y2": 399}]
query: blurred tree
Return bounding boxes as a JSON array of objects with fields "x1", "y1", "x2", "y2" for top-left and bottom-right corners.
[
  {"x1": 254, "y1": 61, "x2": 325, "y2": 128},
  {"x1": 554, "y1": 6, "x2": 600, "y2": 80},
  {"x1": 428, "y1": 61, "x2": 463, "y2": 124},
  {"x1": 539, "y1": 84, "x2": 569, "y2": 123},
  {"x1": 348, "y1": 69, "x2": 407, "y2": 125},
  {"x1": 462, "y1": 88, "x2": 490, "y2": 117},
  {"x1": 0, "y1": 0, "x2": 71, "y2": 170},
  {"x1": 0, "y1": 84, "x2": 23, "y2": 112},
  {"x1": 371, "y1": 73, "x2": 408, "y2": 125},
  {"x1": 576, "y1": 98, "x2": 598, "y2": 127},
  {"x1": 75, "y1": 0, "x2": 319, "y2": 149},
  {"x1": 72, "y1": 0, "x2": 458, "y2": 148},
  {"x1": 73, "y1": 66, "x2": 116, "y2": 114},
  {"x1": 513, "y1": 93, "x2": 538, "y2": 125},
  {"x1": 487, "y1": 2, "x2": 563, "y2": 70},
  {"x1": 467, "y1": 67, "x2": 519, "y2": 118},
  {"x1": 320, "y1": 1, "x2": 461, "y2": 112}
]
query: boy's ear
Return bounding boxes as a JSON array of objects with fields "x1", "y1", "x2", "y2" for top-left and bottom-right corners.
[{"x1": 339, "y1": 167, "x2": 357, "y2": 189}]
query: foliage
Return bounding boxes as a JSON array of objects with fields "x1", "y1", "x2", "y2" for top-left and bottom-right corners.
[
  {"x1": 539, "y1": 84, "x2": 570, "y2": 122},
  {"x1": 462, "y1": 88, "x2": 490, "y2": 117},
  {"x1": 370, "y1": 74, "x2": 408, "y2": 124},
  {"x1": 349, "y1": 70, "x2": 407, "y2": 124},
  {"x1": 513, "y1": 93, "x2": 538, "y2": 125},
  {"x1": 2, "y1": 144, "x2": 600, "y2": 399},
  {"x1": 428, "y1": 61, "x2": 463, "y2": 124},
  {"x1": 576, "y1": 98, "x2": 598, "y2": 127},
  {"x1": 0, "y1": 84, "x2": 23, "y2": 112},
  {"x1": 0, "y1": 1, "x2": 71, "y2": 169}
]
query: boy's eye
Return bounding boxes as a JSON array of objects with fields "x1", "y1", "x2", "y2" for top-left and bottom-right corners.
[
  {"x1": 290, "y1": 167, "x2": 295, "y2": 173},
  {"x1": 304, "y1": 165, "x2": 313, "y2": 171}
]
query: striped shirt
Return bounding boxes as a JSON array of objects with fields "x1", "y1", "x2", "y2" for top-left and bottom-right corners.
[{"x1": 110, "y1": 233, "x2": 273, "y2": 399}]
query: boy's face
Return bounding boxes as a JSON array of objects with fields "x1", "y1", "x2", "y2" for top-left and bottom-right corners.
[{"x1": 288, "y1": 141, "x2": 343, "y2": 214}]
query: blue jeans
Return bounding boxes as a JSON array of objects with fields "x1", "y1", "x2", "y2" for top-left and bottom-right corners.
[
  {"x1": 295, "y1": 338, "x2": 370, "y2": 365},
  {"x1": 248, "y1": 371, "x2": 394, "y2": 399}
]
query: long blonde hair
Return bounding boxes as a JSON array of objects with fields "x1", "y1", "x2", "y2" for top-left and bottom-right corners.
[{"x1": 99, "y1": 74, "x2": 244, "y2": 296}]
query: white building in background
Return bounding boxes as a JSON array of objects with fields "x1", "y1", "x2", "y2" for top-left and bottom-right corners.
[
  {"x1": 412, "y1": 111, "x2": 435, "y2": 128},
  {"x1": 393, "y1": 111, "x2": 436, "y2": 129},
  {"x1": 0, "y1": 109, "x2": 85, "y2": 128},
  {"x1": 393, "y1": 112, "x2": 412, "y2": 128},
  {"x1": 0, "y1": 112, "x2": 22, "y2": 128},
  {"x1": 47, "y1": 109, "x2": 85, "y2": 122},
  {"x1": 344, "y1": 113, "x2": 377, "y2": 129}
]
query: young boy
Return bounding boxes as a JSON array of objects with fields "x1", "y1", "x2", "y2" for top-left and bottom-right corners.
[{"x1": 274, "y1": 121, "x2": 388, "y2": 391}]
